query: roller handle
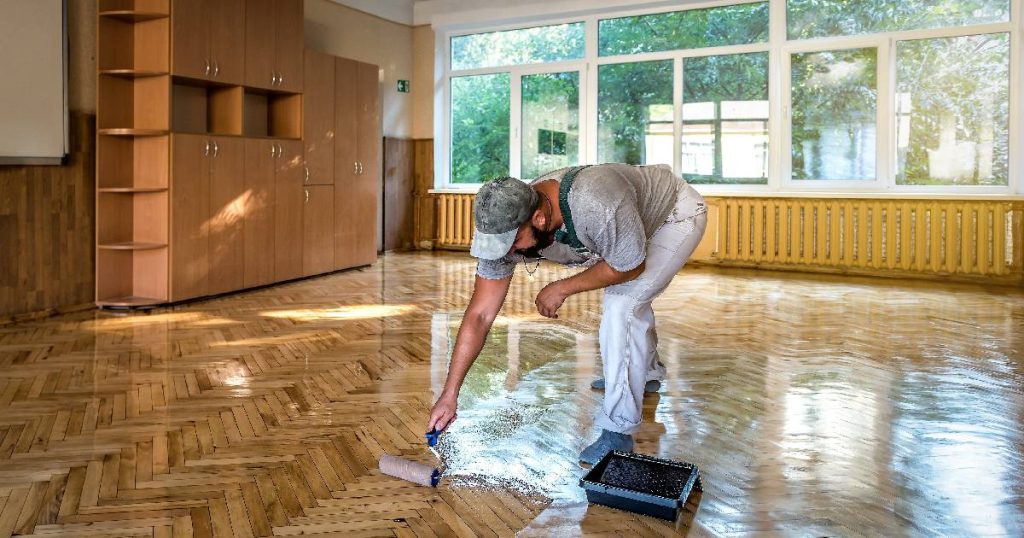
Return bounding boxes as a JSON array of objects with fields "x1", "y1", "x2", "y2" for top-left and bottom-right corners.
[{"x1": 425, "y1": 429, "x2": 441, "y2": 447}]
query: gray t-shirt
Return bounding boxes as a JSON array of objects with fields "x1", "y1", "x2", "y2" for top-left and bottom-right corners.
[{"x1": 477, "y1": 163, "x2": 685, "y2": 280}]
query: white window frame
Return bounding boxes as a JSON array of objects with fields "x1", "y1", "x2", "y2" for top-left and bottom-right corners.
[{"x1": 434, "y1": 0, "x2": 1024, "y2": 197}]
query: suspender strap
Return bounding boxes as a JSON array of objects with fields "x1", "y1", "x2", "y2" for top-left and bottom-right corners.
[{"x1": 553, "y1": 165, "x2": 591, "y2": 250}]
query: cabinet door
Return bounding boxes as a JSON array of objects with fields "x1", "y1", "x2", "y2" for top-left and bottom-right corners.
[
  {"x1": 243, "y1": 139, "x2": 277, "y2": 287},
  {"x1": 244, "y1": 0, "x2": 277, "y2": 90},
  {"x1": 209, "y1": 0, "x2": 246, "y2": 85},
  {"x1": 171, "y1": 0, "x2": 209, "y2": 80},
  {"x1": 274, "y1": 0, "x2": 304, "y2": 93},
  {"x1": 303, "y1": 50, "x2": 334, "y2": 186},
  {"x1": 334, "y1": 58, "x2": 360, "y2": 270},
  {"x1": 274, "y1": 140, "x2": 305, "y2": 281},
  {"x1": 355, "y1": 61, "x2": 381, "y2": 266},
  {"x1": 303, "y1": 185, "x2": 335, "y2": 276},
  {"x1": 208, "y1": 137, "x2": 245, "y2": 295},
  {"x1": 170, "y1": 134, "x2": 210, "y2": 301}
]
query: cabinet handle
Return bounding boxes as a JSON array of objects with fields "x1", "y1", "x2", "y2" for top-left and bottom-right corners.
[
  {"x1": 304, "y1": 189, "x2": 310, "y2": 204},
  {"x1": 304, "y1": 166, "x2": 310, "y2": 183},
  {"x1": 204, "y1": 59, "x2": 210, "y2": 77},
  {"x1": 204, "y1": 141, "x2": 210, "y2": 156},
  {"x1": 212, "y1": 140, "x2": 219, "y2": 157},
  {"x1": 270, "y1": 144, "x2": 276, "y2": 158},
  {"x1": 358, "y1": 162, "x2": 364, "y2": 175},
  {"x1": 279, "y1": 73, "x2": 284, "y2": 86},
  {"x1": 213, "y1": 61, "x2": 219, "y2": 77},
  {"x1": 276, "y1": 143, "x2": 282, "y2": 156},
  {"x1": 271, "y1": 72, "x2": 277, "y2": 85}
]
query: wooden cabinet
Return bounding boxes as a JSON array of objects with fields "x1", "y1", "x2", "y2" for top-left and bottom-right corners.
[
  {"x1": 274, "y1": 140, "x2": 305, "y2": 281},
  {"x1": 303, "y1": 186, "x2": 335, "y2": 276},
  {"x1": 170, "y1": 134, "x2": 245, "y2": 301},
  {"x1": 243, "y1": 139, "x2": 277, "y2": 288},
  {"x1": 245, "y1": 0, "x2": 303, "y2": 91},
  {"x1": 207, "y1": 137, "x2": 245, "y2": 295},
  {"x1": 171, "y1": 0, "x2": 244, "y2": 84},
  {"x1": 303, "y1": 50, "x2": 334, "y2": 186},
  {"x1": 335, "y1": 58, "x2": 380, "y2": 270}
]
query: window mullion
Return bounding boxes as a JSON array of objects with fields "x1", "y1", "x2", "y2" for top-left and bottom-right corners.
[
  {"x1": 877, "y1": 37, "x2": 894, "y2": 190},
  {"x1": 770, "y1": 0, "x2": 787, "y2": 191},
  {"x1": 674, "y1": 56, "x2": 684, "y2": 175}
]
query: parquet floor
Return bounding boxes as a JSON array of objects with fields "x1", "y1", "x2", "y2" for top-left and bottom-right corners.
[{"x1": 0, "y1": 251, "x2": 1021, "y2": 537}]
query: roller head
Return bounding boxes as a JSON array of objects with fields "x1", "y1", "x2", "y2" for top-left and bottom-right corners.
[{"x1": 379, "y1": 454, "x2": 440, "y2": 487}]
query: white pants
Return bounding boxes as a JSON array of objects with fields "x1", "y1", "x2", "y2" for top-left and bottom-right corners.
[{"x1": 594, "y1": 185, "x2": 707, "y2": 435}]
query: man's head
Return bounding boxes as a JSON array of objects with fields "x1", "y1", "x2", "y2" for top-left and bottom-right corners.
[{"x1": 470, "y1": 177, "x2": 556, "y2": 260}]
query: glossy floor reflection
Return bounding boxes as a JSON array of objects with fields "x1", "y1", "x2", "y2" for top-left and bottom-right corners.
[{"x1": 0, "y1": 251, "x2": 1019, "y2": 536}]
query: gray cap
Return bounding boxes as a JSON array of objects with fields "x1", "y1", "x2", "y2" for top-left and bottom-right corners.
[{"x1": 470, "y1": 177, "x2": 538, "y2": 260}]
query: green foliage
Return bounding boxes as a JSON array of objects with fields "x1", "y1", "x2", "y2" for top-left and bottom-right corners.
[
  {"x1": 788, "y1": 0, "x2": 1009, "y2": 39},
  {"x1": 599, "y1": 2, "x2": 769, "y2": 56},
  {"x1": 452, "y1": 23, "x2": 585, "y2": 70},
  {"x1": 451, "y1": 74, "x2": 510, "y2": 184}
]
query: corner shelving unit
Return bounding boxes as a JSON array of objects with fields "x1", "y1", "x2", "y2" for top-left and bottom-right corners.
[{"x1": 96, "y1": 0, "x2": 170, "y2": 307}]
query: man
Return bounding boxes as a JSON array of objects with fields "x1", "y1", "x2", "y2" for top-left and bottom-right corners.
[{"x1": 427, "y1": 163, "x2": 707, "y2": 464}]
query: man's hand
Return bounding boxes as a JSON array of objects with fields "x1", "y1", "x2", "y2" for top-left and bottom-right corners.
[
  {"x1": 536, "y1": 281, "x2": 568, "y2": 319},
  {"x1": 428, "y1": 393, "x2": 458, "y2": 432}
]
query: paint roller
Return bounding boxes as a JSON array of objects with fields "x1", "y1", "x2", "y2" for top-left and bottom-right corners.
[{"x1": 378, "y1": 429, "x2": 443, "y2": 487}]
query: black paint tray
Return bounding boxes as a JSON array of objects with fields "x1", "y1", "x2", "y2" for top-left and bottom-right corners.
[{"x1": 579, "y1": 451, "x2": 701, "y2": 521}]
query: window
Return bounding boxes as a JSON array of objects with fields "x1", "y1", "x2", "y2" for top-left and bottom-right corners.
[
  {"x1": 790, "y1": 48, "x2": 878, "y2": 181},
  {"x1": 787, "y1": 0, "x2": 1010, "y2": 39},
  {"x1": 597, "y1": 61, "x2": 674, "y2": 166},
  {"x1": 896, "y1": 33, "x2": 1009, "y2": 186},
  {"x1": 451, "y1": 23, "x2": 584, "y2": 70},
  {"x1": 450, "y1": 74, "x2": 509, "y2": 184},
  {"x1": 440, "y1": 1, "x2": 1019, "y2": 193},
  {"x1": 522, "y1": 72, "x2": 580, "y2": 179},
  {"x1": 599, "y1": 2, "x2": 769, "y2": 56},
  {"x1": 682, "y1": 53, "x2": 770, "y2": 185}
]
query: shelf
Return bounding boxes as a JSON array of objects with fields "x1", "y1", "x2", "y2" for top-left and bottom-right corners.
[
  {"x1": 98, "y1": 187, "x2": 168, "y2": 194},
  {"x1": 100, "y1": 69, "x2": 169, "y2": 78},
  {"x1": 99, "y1": 128, "x2": 169, "y2": 136},
  {"x1": 98, "y1": 242, "x2": 168, "y2": 251},
  {"x1": 96, "y1": 296, "x2": 165, "y2": 307},
  {"x1": 98, "y1": 11, "x2": 169, "y2": 22}
]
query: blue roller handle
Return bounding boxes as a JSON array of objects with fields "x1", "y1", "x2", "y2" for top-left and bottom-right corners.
[{"x1": 425, "y1": 429, "x2": 441, "y2": 447}]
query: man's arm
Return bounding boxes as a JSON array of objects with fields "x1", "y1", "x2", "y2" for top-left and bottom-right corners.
[
  {"x1": 427, "y1": 274, "x2": 512, "y2": 431},
  {"x1": 535, "y1": 260, "x2": 644, "y2": 318}
]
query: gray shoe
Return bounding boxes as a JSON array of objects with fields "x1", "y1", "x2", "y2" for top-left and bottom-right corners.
[
  {"x1": 579, "y1": 429, "x2": 634, "y2": 465},
  {"x1": 590, "y1": 378, "x2": 661, "y2": 393}
]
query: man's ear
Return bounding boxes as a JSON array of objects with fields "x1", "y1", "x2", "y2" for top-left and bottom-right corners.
[{"x1": 532, "y1": 208, "x2": 547, "y2": 230}]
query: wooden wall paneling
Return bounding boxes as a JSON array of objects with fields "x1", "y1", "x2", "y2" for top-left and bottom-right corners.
[
  {"x1": 383, "y1": 138, "x2": 414, "y2": 251},
  {"x1": 413, "y1": 139, "x2": 435, "y2": 248},
  {"x1": 243, "y1": 139, "x2": 277, "y2": 287},
  {"x1": 303, "y1": 185, "x2": 335, "y2": 276},
  {"x1": 170, "y1": 134, "x2": 210, "y2": 301},
  {"x1": 274, "y1": 0, "x2": 304, "y2": 92},
  {"x1": 209, "y1": 0, "x2": 245, "y2": 85},
  {"x1": 208, "y1": 137, "x2": 246, "y2": 295},
  {"x1": 244, "y1": 0, "x2": 277, "y2": 89},
  {"x1": 0, "y1": 114, "x2": 96, "y2": 319},
  {"x1": 170, "y1": 0, "x2": 208, "y2": 79},
  {"x1": 303, "y1": 50, "x2": 335, "y2": 186},
  {"x1": 274, "y1": 140, "x2": 305, "y2": 281}
]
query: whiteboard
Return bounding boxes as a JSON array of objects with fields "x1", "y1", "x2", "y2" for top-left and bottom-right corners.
[{"x1": 0, "y1": 0, "x2": 68, "y2": 165}]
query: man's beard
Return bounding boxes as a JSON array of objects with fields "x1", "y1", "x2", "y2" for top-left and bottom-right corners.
[{"x1": 520, "y1": 226, "x2": 555, "y2": 258}]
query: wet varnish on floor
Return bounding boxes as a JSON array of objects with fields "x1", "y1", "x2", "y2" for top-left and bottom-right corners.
[{"x1": 0, "y1": 251, "x2": 1021, "y2": 536}]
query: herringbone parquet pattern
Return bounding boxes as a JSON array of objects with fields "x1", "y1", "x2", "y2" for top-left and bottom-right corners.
[{"x1": 0, "y1": 251, "x2": 1021, "y2": 537}]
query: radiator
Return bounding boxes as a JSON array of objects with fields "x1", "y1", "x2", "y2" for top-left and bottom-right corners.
[{"x1": 435, "y1": 193, "x2": 1024, "y2": 282}]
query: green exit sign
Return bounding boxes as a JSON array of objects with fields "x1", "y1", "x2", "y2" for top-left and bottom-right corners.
[{"x1": 397, "y1": 80, "x2": 410, "y2": 93}]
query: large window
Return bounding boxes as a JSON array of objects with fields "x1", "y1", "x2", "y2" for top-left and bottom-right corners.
[
  {"x1": 441, "y1": 0, "x2": 1019, "y2": 193},
  {"x1": 450, "y1": 74, "x2": 509, "y2": 184},
  {"x1": 597, "y1": 61, "x2": 674, "y2": 166},
  {"x1": 790, "y1": 48, "x2": 878, "y2": 181},
  {"x1": 682, "y1": 53, "x2": 770, "y2": 185}
]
